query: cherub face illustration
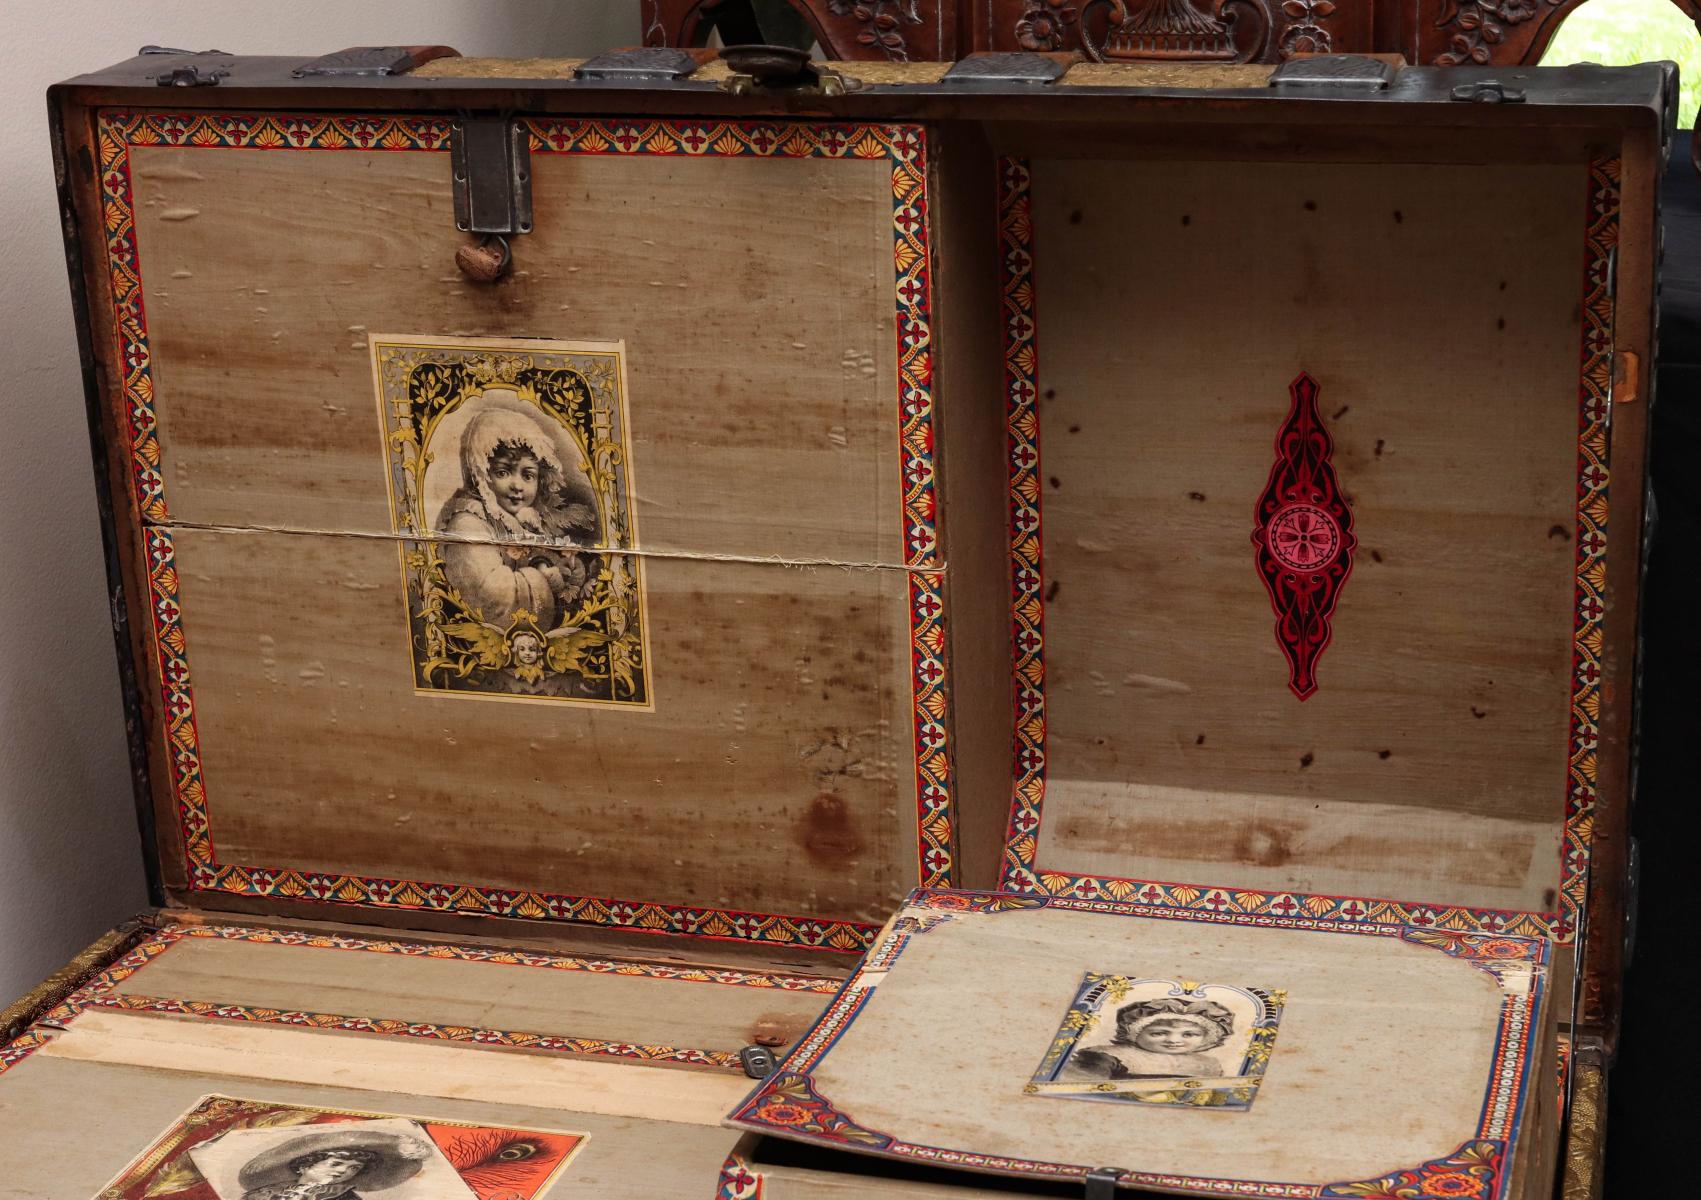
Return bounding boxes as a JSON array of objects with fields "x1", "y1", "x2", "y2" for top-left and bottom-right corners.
[
  {"x1": 488, "y1": 446, "x2": 540, "y2": 516},
  {"x1": 1132, "y1": 1019, "x2": 1212, "y2": 1055},
  {"x1": 511, "y1": 631, "x2": 544, "y2": 667}
]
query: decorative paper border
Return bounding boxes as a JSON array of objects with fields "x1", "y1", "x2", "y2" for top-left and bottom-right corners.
[
  {"x1": 995, "y1": 154, "x2": 1622, "y2": 944},
  {"x1": 1563, "y1": 156, "x2": 1621, "y2": 947},
  {"x1": 28, "y1": 921, "x2": 838, "y2": 1072},
  {"x1": 729, "y1": 889, "x2": 1547, "y2": 1199},
  {"x1": 0, "y1": 1030, "x2": 52, "y2": 1078},
  {"x1": 96, "y1": 110, "x2": 949, "y2": 951},
  {"x1": 719, "y1": 1150, "x2": 766, "y2": 1199}
]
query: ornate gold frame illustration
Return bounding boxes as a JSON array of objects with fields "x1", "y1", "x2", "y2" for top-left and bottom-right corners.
[{"x1": 373, "y1": 334, "x2": 651, "y2": 709}]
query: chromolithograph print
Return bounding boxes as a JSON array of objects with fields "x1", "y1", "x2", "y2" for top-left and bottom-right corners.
[
  {"x1": 1026, "y1": 974, "x2": 1285, "y2": 1110},
  {"x1": 373, "y1": 335, "x2": 650, "y2": 708},
  {"x1": 1250, "y1": 372, "x2": 1356, "y2": 701},
  {"x1": 94, "y1": 1096, "x2": 586, "y2": 1199}
]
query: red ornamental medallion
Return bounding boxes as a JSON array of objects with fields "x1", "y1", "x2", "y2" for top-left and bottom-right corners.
[{"x1": 1252, "y1": 373, "x2": 1356, "y2": 700}]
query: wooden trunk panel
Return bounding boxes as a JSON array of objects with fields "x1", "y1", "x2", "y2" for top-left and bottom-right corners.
[
  {"x1": 0, "y1": 1042, "x2": 742, "y2": 1199},
  {"x1": 168, "y1": 526, "x2": 919, "y2": 924},
  {"x1": 129, "y1": 141, "x2": 905, "y2": 566},
  {"x1": 98, "y1": 926, "x2": 836, "y2": 1064},
  {"x1": 1025, "y1": 156, "x2": 1586, "y2": 914}
]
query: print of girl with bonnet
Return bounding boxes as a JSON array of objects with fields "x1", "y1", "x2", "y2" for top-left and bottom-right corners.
[{"x1": 436, "y1": 405, "x2": 600, "y2": 631}]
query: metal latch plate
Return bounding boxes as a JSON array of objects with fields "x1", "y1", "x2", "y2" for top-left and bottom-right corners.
[
  {"x1": 1269, "y1": 55, "x2": 1398, "y2": 90},
  {"x1": 450, "y1": 118, "x2": 532, "y2": 238},
  {"x1": 574, "y1": 47, "x2": 700, "y2": 82},
  {"x1": 293, "y1": 46, "x2": 421, "y2": 78},
  {"x1": 945, "y1": 52, "x2": 1067, "y2": 85}
]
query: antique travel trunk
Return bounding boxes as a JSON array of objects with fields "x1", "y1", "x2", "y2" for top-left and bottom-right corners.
[{"x1": 7, "y1": 42, "x2": 1666, "y2": 1200}]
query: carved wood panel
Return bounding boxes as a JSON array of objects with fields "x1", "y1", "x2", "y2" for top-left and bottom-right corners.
[
  {"x1": 643, "y1": 0, "x2": 954, "y2": 60},
  {"x1": 642, "y1": 0, "x2": 1701, "y2": 67},
  {"x1": 1419, "y1": 0, "x2": 1700, "y2": 67},
  {"x1": 997, "y1": 0, "x2": 1369, "y2": 64}
]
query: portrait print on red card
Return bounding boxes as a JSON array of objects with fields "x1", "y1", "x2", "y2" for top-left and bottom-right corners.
[{"x1": 93, "y1": 1096, "x2": 587, "y2": 1199}]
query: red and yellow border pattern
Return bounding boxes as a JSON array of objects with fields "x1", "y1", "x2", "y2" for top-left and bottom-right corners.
[
  {"x1": 730, "y1": 889, "x2": 1546, "y2": 1200},
  {"x1": 1563, "y1": 156, "x2": 1621, "y2": 945},
  {"x1": 96, "y1": 110, "x2": 948, "y2": 951},
  {"x1": 718, "y1": 1151, "x2": 766, "y2": 1200},
  {"x1": 34, "y1": 922, "x2": 839, "y2": 1072},
  {"x1": 996, "y1": 154, "x2": 1621, "y2": 945},
  {"x1": 0, "y1": 1030, "x2": 52, "y2": 1079}
]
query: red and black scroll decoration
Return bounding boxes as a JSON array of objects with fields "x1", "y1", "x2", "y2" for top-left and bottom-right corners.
[{"x1": 1252, "y1": 373, "x2": 1356, "y2": 700}]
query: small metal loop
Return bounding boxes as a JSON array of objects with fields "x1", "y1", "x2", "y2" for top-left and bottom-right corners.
[
  {"x1": 739, "y1": 1045, "x2": 780, "y2": 1079},
  {"x1": 486, "y1": 234, "x2": 512, "y2": 275},
  {"x1": 1084, "y1": 1167, "x2": 1125, "y2": 1200}
]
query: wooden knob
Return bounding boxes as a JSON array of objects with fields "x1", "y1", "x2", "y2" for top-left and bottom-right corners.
[
  {"x1": 455, "y1": 238, "x2": 508, "y2": 284},
  {"x1": 749, "y1": 1015, "x2": 798, "y2": 1048}
]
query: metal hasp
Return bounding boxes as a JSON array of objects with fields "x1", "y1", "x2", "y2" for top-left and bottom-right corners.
[
  {"x1": 573, "y1": 46, "x2": 701, "y2": 82},
  {"x1": 292, "y1": 46, "x2": 436, "y2": 78},
  {"x1": 153, "y1": 65, "x2": 225, "y2": 88},
  {"x1": 1450, "y1": 80, "x2": 1527, "y2": 103},
  {"x1": 1083, "y1": 1167, "x2": 1125, "y2": 1199},
  {"x1": 138, "y1": 45, "x2": 233, "y2": 88},
  {"x1": 450, "y1": 116, "x2": 532, "y2": 238},
  {"x1": 1269, "y1": 55, "x2": 1398, "y2": 91},
  {"x1": 944, "y1": 52, "x2": 1068, "y2": 85},
  {"x1": 718, "y1": 44, "x2": 858, "y2": 97}
]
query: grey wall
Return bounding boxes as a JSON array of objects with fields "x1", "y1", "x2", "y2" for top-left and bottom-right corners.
[{"x1": 0, "y1": 0, "x2": 638, "y2": 1007}]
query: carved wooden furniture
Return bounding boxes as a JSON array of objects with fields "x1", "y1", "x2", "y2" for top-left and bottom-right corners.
[{"x1": 643, "y1": 0, "x2": 1701, "y2": 66}]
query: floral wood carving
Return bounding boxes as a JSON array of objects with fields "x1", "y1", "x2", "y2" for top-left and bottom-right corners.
[
  {"x1": 1017, "y1": 0, "x2": 1080, "y2": 50},
  {"x1": 1433, "y1": 0, "x2": 1556, "y2": 65},
  {"x1": 828, "y1": 0, "x2": 924, "y2": 58},
  {"x1": 1276, "y1": 0, "x2": 1336, "y2": 55},
  {"x1": 1251, "y1": 372, "x2": 1356, "y2": 700}
]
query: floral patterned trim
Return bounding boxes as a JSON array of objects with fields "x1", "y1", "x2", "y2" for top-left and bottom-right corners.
[
  {"x1": 0, "y1": 1030, "x2": 52, "y2": 1078},
  {"x1": 717, "y1": 1151, "x2": 766, "y2": 1200},
  {"x1": 97, "y1": 109, "x2": 950, "y2": 950},
  {"x1": 1563, "y1": 156, "x2": 1620, "y2": 946},
  {"x1": 1323, "y1": 1140, "x2": 1505, "y2": 1199},
  {"x1": 996, "y1": 152, "x2": 1623, "y2": 945},
  {"x1": 731, "y1": 888, "x2": 1543, "y2": 1199}
]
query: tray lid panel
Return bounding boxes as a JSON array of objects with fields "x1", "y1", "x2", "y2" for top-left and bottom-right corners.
[
  {"x1": 998, "y1": 148, "x2": 1620, "y2": 941},
  {"x1": 730, "y1": 891, "x2": 1549, "y2": 1198}
]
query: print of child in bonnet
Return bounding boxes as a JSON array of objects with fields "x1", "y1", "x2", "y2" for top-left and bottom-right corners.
[
  {"x1": 1065, "y1": 996, "x2": 1236, "y2": 1081},
  {"x1": 436, "y1": 405, "x2": 601, "y2": 631}
]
